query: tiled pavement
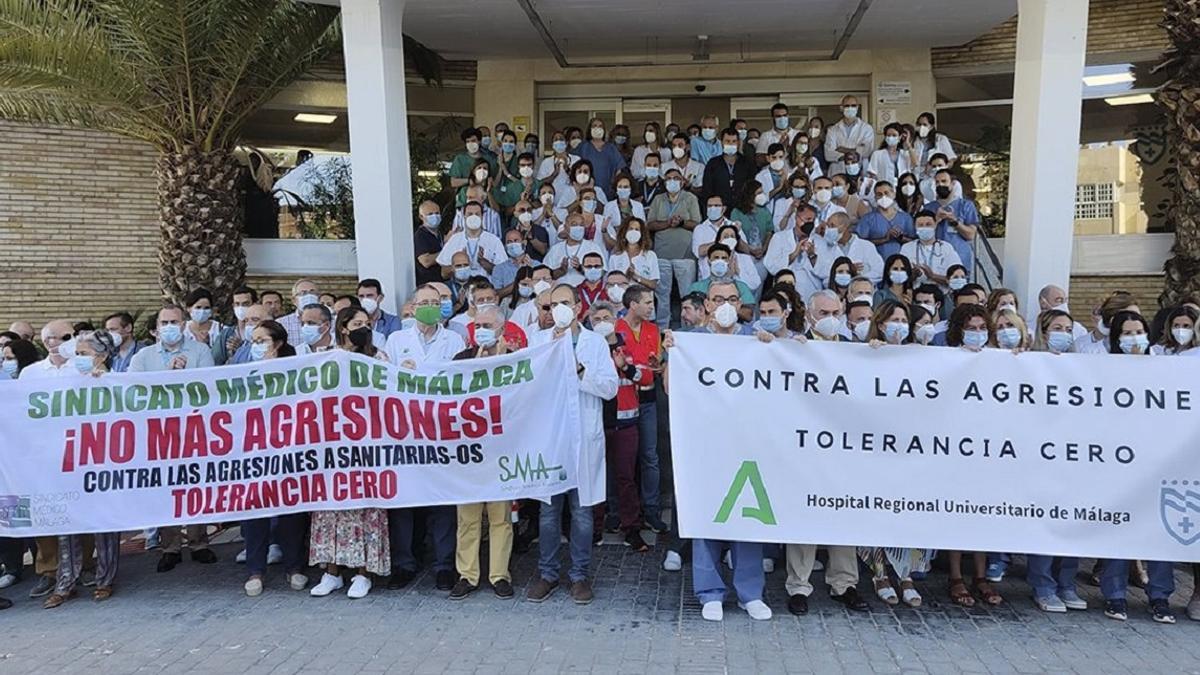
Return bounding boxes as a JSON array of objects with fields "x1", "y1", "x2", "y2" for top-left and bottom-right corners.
[{"x1": 1, "y1": 531, "x2": 1199, "y2": 674}]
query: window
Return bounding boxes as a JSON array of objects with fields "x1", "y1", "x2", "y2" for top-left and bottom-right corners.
[{"x1": 1075, "y1": 183, "x2": 1115, "y2": 220}]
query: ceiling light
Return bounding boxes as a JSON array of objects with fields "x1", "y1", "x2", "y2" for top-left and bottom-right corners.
[
  {"x1": 294, "y1": 113, "x2": 338, "y2": 124},
  {"x1": 1083, "y1": 72, "x2": 1135, "y2": 87},
  {"x1": 1103, "y1": 93, "x2": 1154, "y2": 106}
]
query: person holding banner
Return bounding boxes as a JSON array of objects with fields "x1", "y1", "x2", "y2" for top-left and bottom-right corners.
[
  {"x1": 1151, "y1": 305, "x2": 1198, "y2": 356},
  {"x1": 990, "y1": 309, "x2": 1029, "y2": 352},
  {"x1": 44, "y1": 331, "x2": 121, "y2": 608},
  {"x1": 1071, "y1": 291, "x2": 1139, "y2": 355},
  {"x1": 527, "y1": 283, "x2": 618, "y2": 605},
  {"x1": 309, "y1": 308, "x2": 391, "y2": 600}
]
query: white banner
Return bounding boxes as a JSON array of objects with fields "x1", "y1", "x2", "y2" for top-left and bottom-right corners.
[
  {"x1": 0, "y1": 340, "x2": 583, "y2": 536},
  {"x1": 669, "y1": 332, "x2": 1200, "y2": 562}
]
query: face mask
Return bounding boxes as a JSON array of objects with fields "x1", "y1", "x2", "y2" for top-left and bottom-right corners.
[
  {"x1": 774, "y1": 116, "x2": 790, "y2": 130},
  {"x1": 190, "y1": 308, "x2": 212, "y2": 323},
  {"x1": 424, "y1": 212, "x2": 442, "y2": 229},
  {"x1": 916, "y1": 227, "x2": 936, "y2": 242},
  {"x1": 613, "y1": 185, "x2": 632, "y2": 200},
  {"x1": 580, "y1": 199, "x2": 596, "y2": 214},
  {"x1": 298, "y1": 293, "x2": 319, "y2": 309},
  {"x1": 889, "y1": 270, "x2": 908, "y2": 285},
  {"x1": 713, "y1": 302, "x2": 738, "y2": 328},
  {"x1": 466, "y1": 141, "x2": 480, "y2": 154},
  {"x1": 824, "y1": 227, "x2": 841, "y2": 245},
  {"x1": 754, "y1": 193, "x2": 769, "y2": 207},
  {"x1": 104, "y1": 330, "x2": 123, "y2": 350},
  {"x1": 963, "y1": 329, "x2": 989, "y2": 348},
  {"x1": 440, "y1": 298, "x2": 454, "y2": 319},
  {"x1": 465, "y1": 214, "x2": 483, "y2": 231},
  {"x1": 568, "y1": 138, "x2": 583, "y2": 149},
  {"x1": 808, "y1": 127, "x2": 821, "y2": 139},
  {"x1": 666, "y1": 179, "x2": 682, "y2": 193},
  {"x1": 918, "y1": 303, "x2": 936, "y2": 316},
  {"x1": 249, "y1": 342, "x2": 270, "y2": 361},
  {"x1": 833, "y1": 272, "x2": 852, "y2": 287},
  {"x1": 300, "y1": 324, "x2": 325, "y2": 346},
  {"x1": 1174, "y1": 327, "x2": 1195, "y2": 345},
  {"x1": 348, "y1": 327, "x2": 372, "y2": 348},
  {"x1": 671, "y1": 146, "x2": 686, "y2": 160},
  {"x1": 852, "y1": 320, "x2": 871, "y2": 342},
  {"x1": 568, "y1": 225, "x2": 586, "y2": 241},
  {"x1": 645, "y1": 166, "x2": 660, "y2": 179},
  {"x1": 474, "y1": 169, "x2": 489, "y2": 182},
  {"x1": 722, "y1": 144, "x2": 739, "y2": 156},
  {"x1": 401, "y1": 317, "x2": 417, "y2": 331},
  {"x1": 797, "y1": 143, "x2": 809, "y2": 156},
  {"x1": 758, "y1": 316, "x2": 783, "y2": 333},
  {"x1": 845, "y1": 164, "x2": 860, "y2": 177},
  {"x1": 553, "y1": 140, "x2": 567, "y2": 153},
  {"x1": 666, "y1": 130, "x2": 678, "y2": 140},
  {"x1": 877, "y1": 196, "x2": 895, "y2": 210},
  {"x1": 901, "y1": 184, "x2": 917, "y2": 196},
  {"x1": 506, "y1": 242, "x2": 525, "y2": 257},
  {"x1": 519, "y1": 165, "x2": 534, "y2": 178},
  {"x1": 624, "y1": 229, "x2": 642, "y2": 244},
  {"x1": 242, "y1": 324, "x2": 254, "y2": 342},
  {"x1": 885, "y1": 136, "x2": 900, "y2": 147},
  {"x1": 474, "y1": 327, "x2": 497, "y2": 348},
  {"x1": 814, "y1": 315, "x2": 840, "y2": 339},
  {"x1": 454, "y1": 267, "x2": 472, "y2": 281},
  {"x1": 533, "y1": 280, "x2": 552, "y2": 296},
  {"x1": 1047, "y1": 331, "x2": 1074, "y2": 353},
  {"x1": 575, "y1": 172, "x2": 590, "y2": 185},
  {"x1": 158, "y1": 324, "x2": 183, "y2": 346},
  {"x1": 720, "y1": 237, "x2": 738, "y2": 250},
  {"x1": 792, "y1": 187, "x2": 807, "y2": 199},
  {"x1": 710, "y1": 259, "x2": 730, "y2": 278},
  {"x1": 832, "y1": 185, "x2": 847, "y2": 199},
  {"x1": 480, "y1": 136, "x2": 492, "y2": 148},
  {"x1": 815, "y1": 188, "x2": 832, "y2": 203},
  {"x1": 413, "y1": 304, "x2": 441, "y2": 326},
  {"x1": 701, "y1": 128, "x2": 717, "y2": 141},
  {"x1": 540, "y1": 193, "x2": 555, "y2": 206},
  {"x1": 707, "y1": 206, "x2": 724, "y2": 221},
  {"x1": 525, "y1": 142, "x2": 538, "y2": 153},
  {"x1": 998, "y1": 303, "x2": 1016, "y2": 313},
  {"x1": 515, "y1": 210, "x2": 533, "y2": 225},
  {"x1": 233, "y1": 305, "x2": 249, "y2": 322},
  {"x1": 614, "y1": 135, "x2": 628, "y2": 145},
  {"x1": 592, "y1": 321, "x2": 615, "y2": 338},
  {"x1": 552, "y1": 303, "x2": 575, "y2": 329},
  {"x1": 72, "y1": 354, "x2": 94, "y2": 374},
  {"x1": 935, "y1": 185, "x2": 953, "y2": 200},
  {"x1": 644, "y1": 131, "x2": 657, "y2": 144},
  {"x1": 583, "y1": 267, "x2": 604, "y2": 283},
  {"x1": 607, "y1": 285, "x2": 626, "y2": 304},
  {"x1": 916, "y1": 323, "x2": 937, "y2": 345},
  {"x1": 351, "y1": 297, "x2": 375, "y2": 315},
  {"x1": 501, "y1": 142, "x2": 516, "y2": 154},
  {"x1": 843, "y1": 106, "x2": 859, "y2": 119},
  {"x1": 590, "y1": 127, "x2": 605, "y2": 140},
  {"x1": 853, "y1": 294, "x2": 873, "y2": 305},
  {"x1": 918, "y1": 124, "x2": 932, "y2": 138},
  {"x1": 1119, "y1": 334, "x2": 1149, "y2": 354},
  {"x1": 884, "y1": 322, "x2": 909, "y2": 342},
  {"x1": 997, "y1": 326, "x2": 1022, "y2": 349},
  {"x1": 948, "y1": 277, "x2": 967, "y2": 291},
  {"x1": 769, "y1": 158, "x2": 785, "y2": 172},
  {"x1": 1, "y1": 359, "x2": 17, "y2": 377}
]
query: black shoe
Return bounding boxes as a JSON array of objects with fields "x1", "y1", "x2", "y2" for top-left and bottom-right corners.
[
  {"x1": 592, "y1": 530, "x2": 603, "y2": 546},
  {"x1": 513, "y1": 538, "x2": 532, "y2": 555},
  {"x1": 387, "y1": 569, "x2": 416, "y2": 590},
  {"x1": 831, "y1": 586, "x2": 869, "y2": 611},
  {"x1": 156, "y1": 552, "x2": 181, "y2": 573},
  {"x1": 604, "y1": 513, "x2": 621, "y2": 533},
  {"x1": 624, "y1": 529, "x2": 649, "y2": 552},
  {"x1": 0, "y1": 596, "x2": 11, "y2": 610},
  {"x1": 191, "y1": 548, "x2": 217, "y2": 564},
  {"x1": 28, "y1": 576, "x2": 54, "y2": 598},
  {"x1": 645, "y1": 515, "x2": 669, "y2": 533},
  {"x1": 493, "y1": 579, "x2": 514, "y2": 598},
  {"x1": 448, "y1": 578, "x2": 477, "y2": 600},
  {"x1": 787, "y1": 593, "x2": 809, "y2": 616},
  {"x1": 435, "y1": 569, "x2": 455, "y2": 591}
]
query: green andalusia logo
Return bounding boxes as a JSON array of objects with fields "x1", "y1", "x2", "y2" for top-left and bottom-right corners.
[{"x1": 713, "y1": 461, "x2": 776, "y2": 525}]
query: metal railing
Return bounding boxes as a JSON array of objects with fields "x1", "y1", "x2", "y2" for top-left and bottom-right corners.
[{"x1": 972, "y1": 226, "x2": 1005, "y2": 291}]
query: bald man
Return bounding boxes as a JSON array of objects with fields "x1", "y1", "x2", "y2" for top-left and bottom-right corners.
[
  {"x1": 19, "y1": 320, "x2": 74, "y2": 380},
  {"x1": 415, "y1": 200, "x2": 444, "y2": 285},
  {"x1": 8, "y1": 321, "x2": 34, "y2": 342},
  {"x1": 1038, "y1": 284, "x2": 1088, "y2": 341},
  {"x1": 229, "y1": 304, "x2": 270, "y2": 364}
]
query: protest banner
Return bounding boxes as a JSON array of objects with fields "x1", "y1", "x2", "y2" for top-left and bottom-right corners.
[
  {"x1": 0, "y1": 339, "x2": 582, "y2": 536},
  {"x1": 668, "y1": 332, "x2": 1200, "y2": 562}
]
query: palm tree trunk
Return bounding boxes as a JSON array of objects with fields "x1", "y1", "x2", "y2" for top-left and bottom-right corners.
[
  {"x1": 1158, "y1": 0, "x2": 1200, "y2": 306},
  {"x1": 156, "y1": 148, "x2": 247, "y2": 309}
]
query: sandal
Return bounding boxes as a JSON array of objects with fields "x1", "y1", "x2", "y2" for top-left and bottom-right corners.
[
  {"x1": 94, "y1": 586, "x2": 113, "y2": 602},
  {"x1": 973, "y1": 577, "x2": 1003, "y2": 605},
  {"x1": 43, "y1": 591, "x2": 72, "y2": 609},
  {"x1": 949, "y1": 578, "x2": 975, "y2": 607},
  {"x1": 900, "y1": 579, "x2": 922, "y2": 607},
  {"x1": 874, "y1": 578, "x2": 899, "y2": 605}
]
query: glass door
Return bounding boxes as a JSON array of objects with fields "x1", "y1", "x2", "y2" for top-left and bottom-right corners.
[
  {"x1": 730, "y1": 96, "x2": 780, "y2": 136},
  {"x1": 621, "y1": 99, "x2": 672, "y2": 136}
]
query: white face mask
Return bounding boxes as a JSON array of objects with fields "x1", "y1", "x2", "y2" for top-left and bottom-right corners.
[
  {"x1": 754, "y1": 193, "x2": 769, "y2": 207},
  {"x1": 916, "y1": 323, "x2": 937, "y2": 344},
  {"x1": 813, "y1": 315, "x2": 841, "y2": 339},
  {"x1": 720, "y1": 237, "x2": 738, "y2": 250},
  {"x1": 465, "y1": 214, "x2": 483, "y2": 231},
  {"x1": 552, "y1": 303, "x2": 575, "y2": 329},
  {"x1": 592, "y1": 321, "x2": 615, "y2": 338},
  {"x1": 1173, "y1": 327, "x2": 1195, "y2": 345},
  {"x1": 533, "y1": 279, "x2": 552, "y2": 295},
  {"x1": 769, "y1": 158, "x2": 785, "y2": 172},
  {"x1": 644, "y1": 131, "x2": 657, "y2": 144},
  {"x1": 876, "y1": 196, "x2": 895, "y2": 210},
  {"x1": 233, "y1": 306, "x2": 249, "y2": 321},
  {"x1": 466, "y1": 141, "x2": 480, "y2": 154},
  {"x1": 360, "y1": 297, "x2": 379, "y2": 315},
  {"x1": 590, "y1": 126, "x2": 605, "y2": 139},
  {"x1": 713, "y1": 302, "x2": 738, "y2": 328},
  {"x1": 852, "y1": 320, "x2": 870, "y2": 342},
  {"x1": 625, "y1": 230, "x2": 642, "y2": 244},
  {"x1": 900, "y1": 184, "x2": 917, "y2": 196},
  {"x1": 474, "y1": 168, "x2": 488, "y2": 182},
  {"x1": 814, "y1": 188, "x2": 832, "y2": 203},
  {"x1": 575, "y1": 172, "x2": 590, "y2": 185},
  {"x1": 519, "y1": 165, "x2": 534, "y2": 178},
  {"x1": 518, "y1": 211, "x2": 534, "y2": 224},
  {"x1": 671, "y1": 147, "x2": 686, "y2": 159}
]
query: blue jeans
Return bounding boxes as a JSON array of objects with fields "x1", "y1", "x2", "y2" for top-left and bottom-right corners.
[
  {"x1": 692, "y1": 539, "x2": 764, "y2": 604},
  {"x1": 243, "y1": 513, "x2": 306, "y2": 577},
  {"x1": 538, "y1": 489, "x2": 592, "y2": 583},
  {"x1": 1026, "y1": 555, "x2": 1079, "y2": 598},
  {"x1": 388, "y1": 506, "x2": 456, "y2": 573},
  {"x1": 637, "y1": 400, "x2": 660, "y2": 521},
  {"x1": 1100, "y1": 559, "x2": 1176, "y2": 602}
]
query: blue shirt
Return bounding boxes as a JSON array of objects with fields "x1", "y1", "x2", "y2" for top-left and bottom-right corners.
[
  {"x1": 923, "y1": 198, "x2": 980, "y2": 276},
  {"x1": 690, "y1": 136, "x2": 721, "y2": 165},
  {"x1": 109, "y1": 342, "x2": 143, "y2": 373},
  {"x1": 857, "y1": 209, "x2": 916, "y2": 261},
  {"x1": 230, "y1": 341, "x2": 252, "y2": 365},
  {"x1": 374, "y1": 310, "x2": 402, "y2": 339},
  {"x1": 574, "y1": 141, "x2": 627, "y2": 193},
  {"x1": 491, "y1": 260, "x2": 520, "y2": 291}
]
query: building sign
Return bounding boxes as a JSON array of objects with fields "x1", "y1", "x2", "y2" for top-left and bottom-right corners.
[{"x1": 876, "y1": 81, "x2": 912, "y2": 105}]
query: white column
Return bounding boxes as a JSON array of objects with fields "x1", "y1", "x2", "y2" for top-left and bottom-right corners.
[
  {"x1": 1003, "y1": 0, "x2": 1089, "y2": 314},
  {"x1": 340, "y1": 0, "x2": 414, "y2": 312}
]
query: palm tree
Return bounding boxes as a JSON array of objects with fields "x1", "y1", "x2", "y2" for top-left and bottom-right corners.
[{"x1": 1157, "y1": 0, "x2": 1200, "y2": 306}]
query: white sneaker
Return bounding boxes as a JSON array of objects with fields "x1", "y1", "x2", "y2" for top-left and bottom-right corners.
[
  {"x1": 244, "y1": 577, "x2": 263, "y2": 597},
  {"x1": 813, "y1": 558, "x2": 824, "y2": 571},
  {"x1": 235, "y1": 549, "x2": 247, "y2": 564},
  {"x1": 701, "y1": 600, "x2": 723, "y2": 621},
  {"x1": 0, "y1": 573, "x2": 16, "y2": 589},
  {"x1": 347, "y1": 574, "x2": 372, "y2": 599},
  {"x1": 762, "y1": 558, "x2": 775, "y2": 574},
  {"x1": 310, "y1": 572, "x2": 344, "y2": 597},
  {"x1": 722, "y1": 550, "x2": 731, "y2": 568},
  {"x1": 267, "y1": 544, "x2": 283, "y2": 565},
  {"x1": 662, "y1": 551, "x2": 682, "y2": 572},
  {"x1": 289, "y1": 573, "x2": 308, "y2": 591},
  {"x1": 739, "y1": 599, "x2": 773, "y2": 621}
]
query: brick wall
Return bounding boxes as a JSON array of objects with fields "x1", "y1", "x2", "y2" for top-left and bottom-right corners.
[
  {"x1": 1068, "y1": 273, "x2": 1165, "y2": 327},
  {"x1": 932, "y1": 0, "x2": 1167, "y2": 72}
]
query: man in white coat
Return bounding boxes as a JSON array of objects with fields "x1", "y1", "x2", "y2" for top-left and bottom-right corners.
[
  {"x1": 526, "y1": 283, "x2": 617, "y2": 605},
  {"x1": 813, "y1": 212, "x2": 884, "y2": 286}
]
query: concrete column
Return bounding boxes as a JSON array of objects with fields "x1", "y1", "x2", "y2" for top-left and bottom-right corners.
[
  {"x1": 1003, "y1": 0, "x2": 1089, "y2": 314},
  {"x1": 340, "y1": 0, "x2": 414, "y2": 311}
]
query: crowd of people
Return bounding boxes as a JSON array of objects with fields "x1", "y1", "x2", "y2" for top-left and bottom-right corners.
[{"x1": 1, "y1": 100, "x2": 1198, "y2": 625}]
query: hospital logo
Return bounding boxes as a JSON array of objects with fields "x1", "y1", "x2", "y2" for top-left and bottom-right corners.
[
  {"x1": 1160, "y1": 480, "x2": 1200, "y2": 546},
  {"x1": 0, "y1": 495, "x2": 32, "y2": 529},
  {"x1": 498, "y1": 452, "x2": 567, "y2": 486},
  {"x1": 714, "y1": 461, "x2": 776, "y2": 525}
]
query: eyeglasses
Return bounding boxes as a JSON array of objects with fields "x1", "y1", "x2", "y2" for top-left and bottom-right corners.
[
  {"x1": 539, "y1": 305, "x2": 551, "y2": 311},
  {"x1": 710, "y1": 296, "x2": 740, "y2": 304}
]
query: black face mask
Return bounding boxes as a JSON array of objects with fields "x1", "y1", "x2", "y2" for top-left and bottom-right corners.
[
  {"x1": 935, "y1": 185, "x2": 952, "y2": 200},
  {"x1": 348, "y1": 327, "x2": 372, "y2": 348}
]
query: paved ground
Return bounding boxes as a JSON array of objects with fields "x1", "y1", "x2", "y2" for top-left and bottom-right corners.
[{"x1": 2, "y1": 529, "x2": 1199, "y2": 675}]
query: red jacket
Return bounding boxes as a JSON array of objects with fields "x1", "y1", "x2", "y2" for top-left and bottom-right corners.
[
  {"x1": 614, "y1": 318, "x2": 660, "y2": 397},
  {"x1": 577, "y1": 282, "x2": 608, "y2": 319},
  {"x1": 606, "y1": 336, "x2": 652, "y2": 429},
  {"x1": 466, "y1": 321, "x2": 528, "y2": 350}
]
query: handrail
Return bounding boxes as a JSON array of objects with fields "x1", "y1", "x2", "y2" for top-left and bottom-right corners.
[{"x1": 972, "y1": 226, "x2": 1005, "y2": 291}]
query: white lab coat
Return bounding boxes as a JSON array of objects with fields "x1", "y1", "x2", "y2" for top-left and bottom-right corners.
[
  {"x1": 763, "y1": 230, "x2": 823, "y2": 298},
  {"x1": 813, "y1": 234, "x2": 885, "y2": 285},
  {"x1": 899, "y1": 240, "x2": 962, "y2": 288},
  {"x1": 436, "y1": 231, "x2": 507, "y2": 278},
  {"x1": 691, "y1": 219, "x2": 748, "y2": 278},
  {"x1": 824, "y1": 119, "x2": 876, "y2": 175},
  {"x1": 915, "y1": 133, "x2": 956, "y2": 177},
  {"x1": 530, "y1": 327, "x2": 618, "y2": 506},
  {"x1": 543, "y1": 239, "x2": 608, "y2": 286},
  {"x1": 601, "y1": 199, "x2": 647, "y2": 241},
  {"x1": 384, "y1": 324, "x2": 465, "y2": 366},
  {"x1": 867, "y1": 147, "x2": 915, "y2": 187},
  {"x1": 536, "y1": 153, "x2": 580, "y2": 195}
]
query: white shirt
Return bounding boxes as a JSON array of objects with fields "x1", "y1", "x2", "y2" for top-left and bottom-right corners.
[
  {"x1": 824, "y1": 118, "x2": 876, "y2": 175},
  {"x1": 899, "y1": 240, "x2": 962, "y2": 288},
  {"x1": 436, "y1": 231, "x2": 507, "y2": 278},
  {"x1": 601, "y1": 199, "x2": 647, "y2": 241},
  {"x1": 384, "y1": 324, "x2": 465, "y2": 366},
  {"x1": 295, "y1": 341, "x2": 336, "y2": 355},
  {"x1": 691, "y1": 219, "x2": 748, "y2": 278},
  {"x1": 529, "y1": 327, "x2": 618, "y2": 507},
  {"x1": 451, "y1": 207, "x2": 503, "y2": 239},
  {"x1": 509, "y1": 299, "x2": 541, "y2": 331},
  {"x1": 18, "y1": 358, "x2": 74, "y2": 380},
  {"x1": 915, "y1": 133, "x2": 957, "y2": 177},
  {"x1": 1070, "y1": 332, "x2": 1109, "y2": 355},
  {"x1": 755, "y1": 127, "x2": 801, "y2": 155},
  {"x1": 607, "y1": 249, "x2": 661, "y2": 281},
  {"x1": 536, "y1": 153, "x2": 580, "y2": 195},
  {"x1": 698, "y1": 252, "x2": 761, "y2": 291},
  {"x1": 814, "y1": 233, "x2": 885, "y2": 285},
  {"x1": 543, "y1": 239, "x2": 607, "y2": 286},
  {"x1": 665, "y1": 157, "x2": 705, "y2": 189},
  {"x1": 867, "y1": 147, "x2": 915, "y2": 187},
  {"x1": 919, "y1": 177, "x2": 964, "y2": 204},
  {"x1": 811, "y1": 200, "x2": 848, "y2": 227},
  {"x1": 630, "y1": 145, "x2": 671, "y2": 179},
  {"x1": 555, "y1": 184, "x2": 609, "y2": 210},
  {"x1": 763, "y1": 230, "x2": 822, "y2": 298}
]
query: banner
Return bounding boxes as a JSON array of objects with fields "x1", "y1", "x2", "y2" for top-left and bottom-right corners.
[
  {"x1": 0, "y1": 340, "x2": 582, "y2": 536},
  {"x1": 669, "y1": 332, "x2": 1200, "y2": 562}
]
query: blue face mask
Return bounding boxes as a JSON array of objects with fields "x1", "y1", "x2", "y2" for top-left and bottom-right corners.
[
  {"x1": 553, "y1": 140, "x2": 567, "y2": 153},
  {"x1": 832, "y1": 185, "x2": 847, "y2": 199},
  {"x1": 300, "y1": 324, "x2": 324, "y2": 346},
  {"x1": 707, "y1": 206, "x2": 724, "y2": 222},
  {"x1": 963, "y1": 330, "x2": 989, "y2": 348},
  {"x1": 948, "y1": 277, "x2": 967, "y2": 291},
  {"x1": 710, "y1": 259, "x2": 730, "y2": 278},
  {"x1": 474, "y1": 327, "x2": 497, "y2": 348},
  {"x1": 480, "y1": 136, "x2": 492, "y2": 148},
  {"x1": 884, "y1": 322, "x2": 910, "y2": 342},
  {"x1": 250, "y1": 341, "x2": 270, "y2": 361},
  {"x1": 701, "y1": 128, "x2": 717, "y2": 141},
  {"x1": 501, "y1": 142, "x2": 516, "y2": 154},
  {"x1": 425, "y1": 212, "x2": 442, "y2": 229},
  {"x1": 190, "y1": 308, "x2": 212, "y2": 323},
  {"x1": 645, "y1": 166, "x2": 660, "y2": 179},
  {"x1": 583, "y1": 267, "x2": 604, "y2": 283},
  {"x1": 440, "y1": 298, "x2": 454, "y2": 319},
  {"x1": 774, "y1": 116, "x2": 790, "y2": 130},
  {"x1": 1, "y1": 359, "x2": 17, "y2": 377},
  {"x1": 616, "y1": 186, "x2": 632, "y2": 200},
  {"x1": 997, "y1": 326, "x2": 1022, "y2": 349},
  {"x1": 889, "y1": 270, "x2": 908, "y2": 285},
  {"x1": 792, "y1": 187, "x2": 807, "y2": 199},
  {"x1": 758, "y1": 316, "x2": 783, "y2": 333},
  {"x1": 823, "y1": 227, "x2": 841, "y2": 245},
  {"x1": 242, "y1": 324, "x2": 254, "y2": 342},
  {"x1": 158, "y1": 323, "x2": 183, "y2": 346},
  {"x1": 834, "y1": 272, "x2": 852, "y2": 287},
  {"x1": 569, "y1": 225, "x2": 586, "y2": 241},
  {"x1": 454, "y1": 267, "x2": 472, "y2": 282},
  {"x1": 506, "y1": 242, "x2": 525, "y2": 258},
  {"x1": 1047, "y1": 331, "x2": 1074, "y2": 353},
  {"x1": 72, "y1": 354, "x2": 94, "y2": 374}
]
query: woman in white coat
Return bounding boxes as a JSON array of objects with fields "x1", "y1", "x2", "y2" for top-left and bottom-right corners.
[{"x1": 601, "y1": 173, "x2": 646, "y2": 252}]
